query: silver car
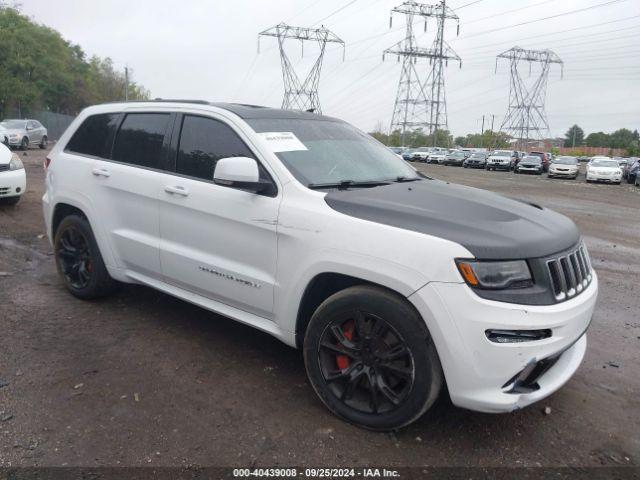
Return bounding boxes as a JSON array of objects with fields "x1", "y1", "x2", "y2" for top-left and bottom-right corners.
[{"x1": 0, "y1": 119, "x2": 48, "y2": 150}]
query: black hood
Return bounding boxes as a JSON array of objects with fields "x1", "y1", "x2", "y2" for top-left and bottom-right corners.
[{"x1": 324, "y1": 179, "x2": 580, "y2": 260}]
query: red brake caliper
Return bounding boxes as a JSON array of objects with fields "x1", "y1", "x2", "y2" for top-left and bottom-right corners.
[{"x1": 336, "y1": 320, "x2": 355, "y2": 370}]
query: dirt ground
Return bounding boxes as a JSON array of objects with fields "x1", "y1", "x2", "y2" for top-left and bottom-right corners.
[{"x1": 1, "y1": 148, "x2": 639, "y2": 468}]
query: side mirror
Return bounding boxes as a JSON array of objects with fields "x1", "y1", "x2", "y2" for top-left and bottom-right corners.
[{"x1": 213, "y1": 156, "x2": 271, "y2": 194}]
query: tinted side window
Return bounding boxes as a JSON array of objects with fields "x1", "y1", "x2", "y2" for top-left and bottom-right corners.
[
  {"x1": 113, "y1": 113, "x2": 170, "y2": 169},
  {"x1": 177, "y1": 115, "x2": 255, "y2": 181},
  {"x1": 66, "y1": 113, "x2": 120, "y2": 158}
]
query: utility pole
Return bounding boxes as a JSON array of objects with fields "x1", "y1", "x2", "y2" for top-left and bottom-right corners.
[
  {"x1": 480, "y1": 114, "x2": 485, "y2": 148},
  {"x1": 572, "y1": 127, "x2": 576, "y2": 148},
  {"x1": 496, "y1": 47, "x2": 563, "y2": 151},
  {"x1": 258, "y1": 23, "x2": 345, "y2": 114},
  {"x1": 384, "y1": 1, "x2": 461, "y2": 147},
  {"x1": 124, "y1": 66, "x2": 129, "y2": 101}
]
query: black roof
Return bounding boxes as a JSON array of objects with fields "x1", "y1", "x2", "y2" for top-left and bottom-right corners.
[{"x1": 114, "y1": 99, "x2": 340, "y2": 122}]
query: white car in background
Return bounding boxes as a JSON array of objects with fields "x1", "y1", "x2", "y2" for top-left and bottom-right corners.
[
  {"x1": 0, "y1": 143, "x2": 26, "y2": 205},
  {"x1": 548, "y1": 156, "x2": 579, "y2": 179},
  {"x1": 586, "y1": 157, "x2": 622, "y2": 184},
  {"x1": 428, "y1": 149, "x2": 447, "y2": 164}
]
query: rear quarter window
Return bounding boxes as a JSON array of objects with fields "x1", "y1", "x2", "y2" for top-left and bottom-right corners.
[
  {"x1": 112, "y1": 113, "x2": 171, "y2": 169},
  {"x1": 65, "y1": 113, "x2": 121, "y2": 158}
]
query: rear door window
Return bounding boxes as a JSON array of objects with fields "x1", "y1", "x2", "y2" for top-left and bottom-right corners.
[
  {"x1": 113, "y1": 113, "x2": 171, "y2": 169},
  {"x1": 176, "y1": 115, "x2": 255, "y2": 181},
  {"x1": 65, "y1": 113, "x2": 121, "y2": 159}
]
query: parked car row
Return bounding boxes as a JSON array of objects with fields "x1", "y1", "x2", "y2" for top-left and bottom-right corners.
[
  {"x1": 396, "y1": 147, "x2": 637, "y2": 187},
  {"x1": 0, "y1": 119, "x2": 49, "y2": 150}
]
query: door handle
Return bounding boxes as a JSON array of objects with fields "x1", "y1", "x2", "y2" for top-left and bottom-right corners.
[
  {"x1": 164, "y1": 185, "x2": 189, "y2": 197},
  {"x1": 91, "y1": 168, "x2": 111, "y2": 178}
]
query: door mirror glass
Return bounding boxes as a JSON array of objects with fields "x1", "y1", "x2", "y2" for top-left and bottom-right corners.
[{"x1": 213, "y1": 156, "x2": 268, "y2": 193}]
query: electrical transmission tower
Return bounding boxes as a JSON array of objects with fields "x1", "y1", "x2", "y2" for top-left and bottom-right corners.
[
  {"x1": 258, "y1": 23, "x2": 344, "y2": 113},
  {"x1": 384, "y1": 1, "x2": 461, "y2": 146},
  {"x1": 496, "y1": 46, "x2": 563, "y2": 150}
]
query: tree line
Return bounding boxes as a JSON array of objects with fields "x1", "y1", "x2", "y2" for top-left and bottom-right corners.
[
  {"x1": 369, "y1": 125, "x2": 510, "y2": 149},
  {"x1": 0, "y1": 6, "x2": 149, "y2": 119},
  {"x1": 564, "y1": 125, "x2": 639, "y2": 155}
]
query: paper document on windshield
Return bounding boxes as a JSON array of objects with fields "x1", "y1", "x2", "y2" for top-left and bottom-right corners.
[{"x1": 258, "y1": 132, "x2": 308, "y2": 153}]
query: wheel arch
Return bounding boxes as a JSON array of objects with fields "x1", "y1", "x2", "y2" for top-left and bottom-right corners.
[
  {"x1": 50, "y1": 198, "x2": 118, "y2": 273},
  {"x1": 294, "y1": 272, "x2": 418, "y2": 349}
]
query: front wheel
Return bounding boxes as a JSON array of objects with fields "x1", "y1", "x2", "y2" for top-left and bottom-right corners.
[
  {"x1": 54, "y1": 215, "x2": 117, "y2": 299},
  {"x1": 20, "y1": 137, "x2": 29, "y2": 150},
  {"x1": 39, "y1": 136, "x2": 48, "y2": 149},
  {"x1": 303, "y1": 286, "x2": 443, "y2": 431}
]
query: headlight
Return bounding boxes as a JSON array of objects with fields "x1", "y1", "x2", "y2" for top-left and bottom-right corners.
[
  {"x1": 456, "y1": 259, "x2": 533, "y2": 290},
  {"x1": 9, "y1": 153, "x2": 24, "y2": 170}
]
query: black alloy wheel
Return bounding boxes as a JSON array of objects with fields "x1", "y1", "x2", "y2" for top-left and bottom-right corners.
[
  {"x1": 54, "y1": 215, "x2": 117, "y2": 299},
  {"x1": 304, "y1": 286, "x2": 443, "y2": 430},
  {"x1": 317, "y1": 310, "x2": 415, "y2": 416},
  {"x1": 57, "y1": 226, "x2": 92, "y2": 290}
]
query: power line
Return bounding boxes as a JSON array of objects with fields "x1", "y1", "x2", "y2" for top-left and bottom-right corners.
[
  {"x1": 311, "y1": 0, "x2": 360, "y2": 27},
  {"x1": 452, "y1": 0, "x2": 484, "y2": 10},
  {"x1": 461, "y1": 0, "x2": 630, "y2": 39},
  {"x1": 464, "y1": 0, "x2": 556, "y2": 25}
]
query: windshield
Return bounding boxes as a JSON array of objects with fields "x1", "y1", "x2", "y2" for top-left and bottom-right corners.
[
  {"x1": 591, "y1": 159, "x2": 618, "y2": 168},
  {"x1": 492, "y1": 150, "x2": 511, "y2": 157},
  {"x1": 247, "y1": 118, "x2": 419, "y2": 186},
  {"x1": 449, "y1": 152, "x2": 465, "y2": 158},
  {"x1": 0, "y1": 120, "x2": 27, "y2": 129},
  {"x1": 554, "y1": 156, "x2": 578, "y2": 165},
  {"x1": 469, "y1": 153, "x2": 485, "y2": 159},
  {"x1": 522, "y1": 157, "x2": 541, "y2": 164}
]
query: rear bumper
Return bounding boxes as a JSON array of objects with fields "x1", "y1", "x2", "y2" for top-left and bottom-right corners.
[
  {"x1": 0, "y1": 168, "x2": 26, "y2": 197},
  {"x1": 586, "y1": 172, "x2": 621, "y2": 182},
  {"x1": 409, "y1": 274, "x2": 597, "y2": 413}
]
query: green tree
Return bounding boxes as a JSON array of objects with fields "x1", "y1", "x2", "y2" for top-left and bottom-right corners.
[
  {"x1": 585, "y1": 131, "x2": 609, "y2": 147},
  {"x1": 609, "y1": 128, "x2": 636, "y2": 149},
  {"x1": 0, "y1": 6, "x2": 149, "y2": 118},
  {"x1": 454, "y1": 136, "x2": 466, "y2": 147},
  {"x1": 563, "y1": 124, "x2": 584, "y2": 147}
]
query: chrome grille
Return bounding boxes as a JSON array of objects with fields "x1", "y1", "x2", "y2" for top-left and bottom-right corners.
[{"x1": 546, "y1": 244, "x2": 593, "y2": 302}]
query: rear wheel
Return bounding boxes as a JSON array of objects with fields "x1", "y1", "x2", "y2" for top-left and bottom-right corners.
[
  {"x1": 303, "y1": 285, "x2": 443, "y2": 431},
  {"x1": 54, "y1": 215, "x2": 116, "y2": 299}
]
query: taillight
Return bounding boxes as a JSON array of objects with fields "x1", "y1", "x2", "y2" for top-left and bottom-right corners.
[{"x1": 44, "y1": 156, "x2": 51, "y2": 169}]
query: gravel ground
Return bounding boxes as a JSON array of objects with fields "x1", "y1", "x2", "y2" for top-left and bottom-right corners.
[{"x1": 0, "y1": 148, "x2": 639, "y2": 468}]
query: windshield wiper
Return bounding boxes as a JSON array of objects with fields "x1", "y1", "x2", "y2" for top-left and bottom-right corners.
[
  {"x1": 394, "y1": 176, "x2": 421, "y2": 183},
  {"x1": 307, "y1": 180, "x2": 391, "y2": 190}
]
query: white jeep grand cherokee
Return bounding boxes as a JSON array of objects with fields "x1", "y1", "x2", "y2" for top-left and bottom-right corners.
[{"x1": 43, "y1": 101, "x2": 598, "y2": 430}]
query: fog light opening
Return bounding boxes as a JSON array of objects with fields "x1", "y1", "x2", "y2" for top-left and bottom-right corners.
[{"x1": 486, "y1": 329, "x2": 552, "y2": 344}]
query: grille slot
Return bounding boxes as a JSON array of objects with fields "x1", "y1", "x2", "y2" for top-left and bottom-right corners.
[
  {"x1": 546, "y1": 243, "x2": 593, "y2": 302},
  {"x1": 0, "y1": 164, "x2": 9, "y2": 172}
]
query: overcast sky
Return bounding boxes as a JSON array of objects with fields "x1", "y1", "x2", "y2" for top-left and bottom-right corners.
[{"x1": 19, "y1": 0, "x2": 640, "y2": 138}]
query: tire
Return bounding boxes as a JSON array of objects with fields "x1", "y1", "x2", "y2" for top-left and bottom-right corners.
[
  {"x1": 39, "y1": 136, "x2": 48, "y2": 149},
  {"x1": 54, "y1": 214, "x2": 117, "y2": 299},
  {"x1": 0, "y1": 196, "x2": 20, "y2": 206},
  {"x1": 303, "y1": 285, "x2": 443, "y2": 431},
  {"x1": 20, "y1": 137, "x2": 29, "y2": 151}
]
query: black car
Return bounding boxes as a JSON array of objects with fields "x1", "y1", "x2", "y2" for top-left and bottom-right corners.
[
  {"x1": 443, "y1": 151, "x2": 467, "y2": 166},
  {"x1": 625, "y1": 158, "x2": 640, "y2": 184},
  {"x1": 463, "y1": 152, "x2": 488, "y2": 169},
  {"x1": 515, "y1": 156, "x2": 543, "y2": 175}
]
